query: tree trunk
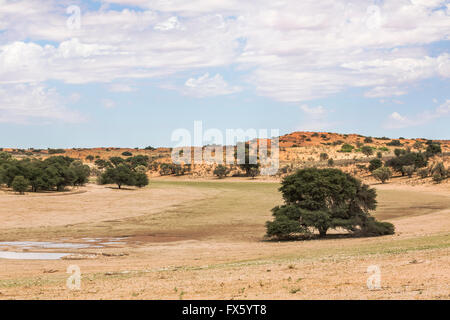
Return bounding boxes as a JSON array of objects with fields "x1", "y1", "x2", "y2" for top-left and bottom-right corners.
[{"x1": 318, "y1": 227, "x2": 327, "y2": 237}]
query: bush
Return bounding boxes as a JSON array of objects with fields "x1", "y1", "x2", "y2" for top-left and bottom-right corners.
[
  {"x1": 394, "y1": 148, "x2": 405, "y2": 157},
  {"x1": 85, "y1": 155, "x2": 94, "y2": 161},
  {"x1": 377, "y1": 152, "x2": 383, "y2": 159},
  {"x1": 11, "y1": 175, "x2": 29, "y2": 194},
  {"x1": 373, "y1": 167, "x2": 392, "y2": 184},
  {"x1": 387, "y1": 140, "x2": 402, "y2": 146},
  {"x1": 402, "y1": 165, "x2": 415, "y2": 177},
  {"x1": 213, "y1": 165, "x2": 230, "y2": 179},
  {"x1": 413, "y1": 141, "x2": 423, "y2": 149},
  {"x1": 339, "y1": 144, "x2": 354, "y2": 153},
  {"x1": 431, "y1": 162, "x2": 447, "y2": 183},
  {"x1": 364, "y1": 137, "x2": 373, "y2": 143},
  {"x1": 418, "y1": 168, "x2": 429, "y2": 179},
  {"x1": 426, "y1": 143, "x2": 442, "y2": 157},
  {"x1": 369, "y1": 159, "x2": 383, "y2": 172},
  {"x1": 48, "y1": 148, "x2": 66, "y2": 154},
  {"x1": 122, "y1": 151, "x2": 133, "y2": 157},
  {"x1": 361, "y1": 146, "x2": 374, "y2": 157},
  {"x1": 327, "y1": 158, "x2": 334, "y2": 166},
  {"x1": 319, "y1": 153, "x2": 329, "y2": 161},
  {"x1": 95, "y1": 159, "x2": 112, "y2": 170},
  {"x1": 385, "y1": 152, "x2": 427, "y2": 175}
]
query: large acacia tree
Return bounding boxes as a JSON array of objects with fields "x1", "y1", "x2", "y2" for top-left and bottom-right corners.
[{"x1": 266, "y1": 168, "x2": 394, "y2": 239}]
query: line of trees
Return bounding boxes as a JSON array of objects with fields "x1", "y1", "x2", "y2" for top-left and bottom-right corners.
[{"x1": 0, "y1": 152, "x2": 90, "y2": 194}]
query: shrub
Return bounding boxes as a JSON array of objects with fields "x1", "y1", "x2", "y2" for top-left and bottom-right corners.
[
  {"x1": 373, "y1": 167, "x2": 392, "y2": 184},
  {"x1": 377, "y1": 152, "x2": 383, "y2": 159},
  {"x1": 369, "y1": 159, "x2": 383, "y2": 172},
  {"x1": 413, "y1": 141, "x2": 423, "y2": 149},
  {"x1": 85, "y1": 155, "x2": 94, "y2": 161},
  {"x1": 364, "y1": 137, "x2": 373, "y2": 143},
  {"x1": 426, "y1": 142, "x2": 442, "y2": 157},
  {"x1": 387, "y1": 140, "x2": 402, "y2": 146},
  {"x1": 95, "y1": 159, "x2": 112, "y2": 170},
  {"x1": 394, "y1": 148, "x2": 405, "y2": 157},
  {"x1": 361, "y1": 146, "x2": 374, "y2": 157},
  {"x1": 11, "y1": 175, "x2": 29, "y2": 194},
  {"x1": 48, "y1": 148, "x2": 66, "y2": 154},
  {"x1": 319, "y1": 153, "x2": 329, "y2": 161},
  {"x1": 402, "y1": 165, "x2": 415, "y2": 177},
  {"x1": 430, "y1": 162, "x2": 447, "y2": 183},
  {"x1": 339, "y1": 144, "x2": 354, "y2": 153},
  {"x1": 418, "y1": 168, "x2": 429, "y2": 179},
  {"x1": 385, "y1": 152, "x2": 428, "y2": 175},
  {"x1": 327, "y1": 158, "x2": 334, "y2": 166},
  {"x1": 213, "y1": 165, "x2": 230, "y2": 179},
  {"x1": 122, "y1": 151, "x2": 133, "y2": 157}
]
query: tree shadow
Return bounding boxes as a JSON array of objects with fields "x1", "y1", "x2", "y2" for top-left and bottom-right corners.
[{"x1": 262, "y1": 232, "x2": 391, "y2": 242}]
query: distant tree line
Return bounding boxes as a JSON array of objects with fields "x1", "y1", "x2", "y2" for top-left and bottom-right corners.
[{"x1": 0, "y1": 152, "x2": 90, "y2": 194}]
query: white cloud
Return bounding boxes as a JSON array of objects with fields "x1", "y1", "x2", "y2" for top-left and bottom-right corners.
[
  {"x1": 298, "y1": 104, "x2": 336, "y2": 131},
  {"x1": 0, "y1": 83, "x2": 84, "y2": 124},
  {"x1": 364, "y1": 86, "x2": 407, "y2": 98},
  {"x1": 0, "y1": 0, "x2": 449, "y2": 103},
  {"x1": 108, "y1": 84, "x2": 137, "y2": 92},
  {"x1": 101, "y1": 99, "x2": 116, "y2": 109},
  {"x1": 154, "y1": 16, "x2": 185, "y2": 31},
  {"x1": 386, "y1": 99, "x2": 450, "y2": 128},
  {"x1": 183, "y1": 73, "x2": 241, "y2": 97},
  {"x1": 300, "y1": 105, "x2": 326, "y2": 118}
]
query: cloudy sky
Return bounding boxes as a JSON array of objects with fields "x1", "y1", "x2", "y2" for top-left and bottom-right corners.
[{"x1": 0, "y1": 0, "x2": 449, "y2": 148}]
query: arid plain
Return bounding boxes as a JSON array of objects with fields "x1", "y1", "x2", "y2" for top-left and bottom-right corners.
[{"x1": 0, "y1": 176, "x2": 449, "y2": 300}]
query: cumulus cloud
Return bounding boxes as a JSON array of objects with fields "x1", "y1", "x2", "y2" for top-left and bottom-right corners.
[
  {"x1": 183, "y1": 73, "x2": 241, "y2": 97},
  {"x1": 0, "y1": 0, "x2": 449, "y2": 104},
  {"x1": 386, "y1": 99, "x2": 450, "y2": 129},
  {"x1": 0, "y1": 83, "x2": 84, "y2": 124},
  {"x1": 298, "y1": 104, "x2": 336, "y2": 131}
]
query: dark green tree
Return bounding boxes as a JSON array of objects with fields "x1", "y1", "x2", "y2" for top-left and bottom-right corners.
[
  {"x1": 266, "y1": 168, "x2": 394, "y2": 239},
  {"x1": 11, "y1": 175, "x2": 29, "y2": 194}
]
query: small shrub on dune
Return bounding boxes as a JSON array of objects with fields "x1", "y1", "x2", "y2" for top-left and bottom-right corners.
[{"x1": 373, "y1": 167, "x2": 392, "y2": 184}]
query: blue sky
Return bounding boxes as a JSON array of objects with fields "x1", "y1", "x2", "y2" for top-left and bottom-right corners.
[{"x1": 0, "y1": 0, "x2": 449, "y2": 148}]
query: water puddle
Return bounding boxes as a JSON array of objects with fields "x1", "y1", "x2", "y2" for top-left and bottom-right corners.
[
  {"x1": 0, "y1": 241, "x2": 93, "y2": 249},
  {"x1": 0, "y1": 251, "x2": 70, "y2": 260},
  {"x1": 0, "y1": 238, "x2": 127, "y2": 260}
]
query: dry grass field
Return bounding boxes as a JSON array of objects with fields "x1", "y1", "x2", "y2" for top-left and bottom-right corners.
[{"x1": 0, "y1": 177, "x2": 449, "y2": 300}]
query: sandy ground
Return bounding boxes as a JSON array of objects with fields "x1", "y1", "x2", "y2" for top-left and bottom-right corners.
[
  {"x1": 0, "y1": 183, "x2": 216, "y2": 229},
  {"x1": 0, "y1": 178, "x2": 448, "y2": 300}
]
